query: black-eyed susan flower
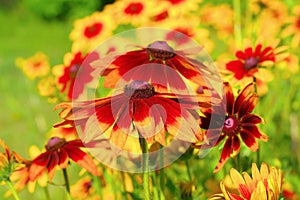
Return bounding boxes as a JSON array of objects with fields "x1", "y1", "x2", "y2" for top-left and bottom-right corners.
[
  {"x1": 29, "y1": 137, "x2": 99, "y2": 181},
  {"x1": 197, "y1": 83, "x2": 268, "y2": 173},
  {"x1": 209, "y1": 163, "x2": 282, "y2": 200},
  {"x1": 54, "y1": 80, "x2": 209, "y2": 152},
  {"x1": 15, "y1": 52, "x2": 50, "y2": 80},
  {"x1": 99, "y1": 40, "x2": 218, "y2": 94},
  {"x1": 52, "y1": 51, "x2": 99, "y2": 100},
  {"x1": 70, "y1": 12, "x2": 116, "y2": 51}
]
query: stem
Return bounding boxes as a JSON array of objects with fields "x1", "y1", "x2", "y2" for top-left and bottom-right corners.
[
  {"x1": 6, "y1": 179, "x2": 20, "y2": 200},
  {"x1": 93, "y1": 175, "x2": 103, "y2": 200},
  {"x1": 121, "y1": 172, "x2": 129, "y2": 200},
  {"x1": 62, "y1": 168, "x2": 71, "y2": 199},
  {"x1": 139, "y1": 137, "x2": 151, "y2": 200},
  {"x1": 233, "y1": 0, "x2": 242, "y2": 48},
  {"x1": 44, "y1": 186, "x2": 50, "y2": 200},
  {"x1": 159, "y1": 147, "x2": 165, "y2": 200},
  {"x1": 151, "y1": 173, "x2": 159, "y2": 200},
  {"x1": 185, "y1": 160, "x2": 192, "y2": 182}
]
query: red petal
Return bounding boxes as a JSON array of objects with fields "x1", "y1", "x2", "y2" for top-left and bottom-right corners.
[
  {"x1": 241, "y1": 125, "x2": 269, "y2": 142},
  {"x1": 214, "y1": 138, "x2": 232, "y2": 173},
  {"x1": 224, "y1": 82, "x2": 234, "y2": 115},
  {"x1": 29, "y1": 152, "x2": 51, "y2": 181},
  {"x1": 232, "y1": 135, "x2": 241, "y2": 155},
  {"x1": 236, "y1": 50, "x2": 246, "y2": 60},
  {"x1": 58, "y1": 148, "x2": 69, "y2": 168},
  {"x1": 47, "y1": 152, "x2": 59, "y2": 181},
  {"x1": 64, "y1": 145, "x2": 99, "y2": 176},
  {"x1": 240, "y1": 113, "x2": 263, "y2": 124},
  {"x1": 234, "y1": 83, "x2": 255, "y2": 114},
  {"x1": 238, "y1": 94, "x2": 258, "y2": 117},
  {"x1": 240, "y1": 131, "x2": 258, "y2": 151},
  {"x1": 225, "y1": 60, "x2": 246, "y2": 80}
]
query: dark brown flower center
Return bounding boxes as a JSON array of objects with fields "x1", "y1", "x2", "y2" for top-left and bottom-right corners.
[
  {"x1": 124, "y1": 80, "x2": 155, "y2": 99},
  {"x1": 146, "y1": 41, "x2": 175, "y2": 60},
  {"x1": 69, "y1": 63, "x2": 81, "y2": 78},
  {"x1": 243, "y1": 57, "x2": 259, "y2": 70},
  {"x1": 46, "y1": 137, "x2": 66, "y2": 151},
  {"x1": 223, "y1": 116, "x2": 240, "y2": 136}
]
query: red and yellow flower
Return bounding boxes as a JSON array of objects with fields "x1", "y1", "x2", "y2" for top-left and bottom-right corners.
[
  {"x1": 281, "y1": 5, "x2": 300, "y2": 48},
  {"x1": 209, "y1": 163, "x2": 282, "y2": 200},
  {"x1": 98, "y1": 40, "x2": 218, "y2": 94},
  {"x1": 15, "y1": 52, "x2": 50, "y2": 80},
  {"x1": 70, "y1": 12, "x2": 116, "y2": 51},
  {"x1": 52, "y1": 51, "x2": 99, "y2": 100},
  {"x1": 29, "y1": 137, "x2": 99, "y2": 181},
  {"x1": 54, "y1": 80, "x2": 209, "y2": 152},
  {"x1": 197, "y1": 83, "x2": 268, "y2": 173}
]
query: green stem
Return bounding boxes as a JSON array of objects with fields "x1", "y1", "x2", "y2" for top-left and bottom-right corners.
[
  {"x1": 185, "y1": 160, "x2": 192, "y2": 182},
  {"x1": 151, "y1": 173, "x2": 159, "y2": 200},
  {"x1": 44, "y1": 186, "x2": 50, "y2": 200},
  {"x1": 159, "y1": 147, "x2": 165, "y2": 200},
  {"x1": 93, "y1": 175, "x2": 103, "y2": 200},
  {"x1": 62, "y1": 168, "x2": 71, "y2": 199},
  {"x1": 6, "y1": 179, "x2": 20, "y2": 200},
  {"x1": 233, "y1": 0, "x2": 242, "y2": 47},
  {"x1": 121, "y1": 171, "x2": 129, "y2": 200},
  {"x1": 139, "y1": 137, "x2": 151, "y2": 200}
]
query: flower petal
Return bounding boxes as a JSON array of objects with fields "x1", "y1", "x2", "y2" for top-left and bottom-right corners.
[
  {"x1": 29, "y1": 152, "x2": 51, "y2": 181},
  {"x1": 214, "y1": 138, "x2": 232, "y2": 173},
  {"x1": 65, "y1": 145, "x2": 99, "y2": 176},
  {"x1": 241, "y1": 125, "x2": 269, "y2": 142},
  {"x1": 240, "y1": 131, "x2": 258, "y2": 151}
]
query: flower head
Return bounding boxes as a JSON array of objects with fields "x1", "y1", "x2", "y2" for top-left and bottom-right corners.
[
  {"x1": 53, "y1": 51, "x2": 99, "y2": 100},
  {"x1": 197, "y1": 83, "x2": 268, "y2": 173},
  {"x1": 54, "y1": 80, "x2": 209, "y2": 152},
  {"x1": 29, "y1": 137, "x2": 98, "y2": 181},
  {"x1": 99, "y1": 40, "x2": 218, "y2": 94},
  {"x1": 209, "y1": 163, "x2": 283, "y2": 200},
  {"x1": 70, "y1": 12, "x2": 116, "y2": 51},
  {"x1": 225, "y1": 44, "x2": 276, "y2": 80},
  {"x1": 15, "y1": 52, "x2": 50, "y2": 80}
]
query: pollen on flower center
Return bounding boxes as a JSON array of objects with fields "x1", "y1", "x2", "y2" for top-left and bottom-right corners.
[
  {"x1": 223, "y1": 116, "x2": 240, "y2": 136},
  {"x1": 146, "y1": 41, "x2": 175, "y2": 60},
  {"x1": 124, "y1": 80, "x2": 155, "y2": 99},
  {"x1": 243, "y1": 57, "x2": 259, "y2": 70},
  {"x1": 46, "y1": 137, "x2": 66, "y2": 151}
]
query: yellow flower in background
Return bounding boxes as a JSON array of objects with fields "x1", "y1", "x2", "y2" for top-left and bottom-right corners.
[
  {"x1": 37, "y1": 76, "x2": 57, "y2": 98},
  {"x1": 70, "y1": 12, "x2": 116, "y2": 52},
  {"x1": 15, "y1": 52, "x2": 50, "y2": 80},
  {"x1": 163, "y1": 0, "x2": 202, "y2": 17},
  {"x1": 282, "y1": 5, "x2": 300, "y2": 48},
  {"x1": 209, "y1": 163, "x2": 282, "y2": 200},
  {"x1": 199, "y1": 4, "x2": 234, "y2": 39},
  {"x1": 103, "y1": 0, "x2": 154, "y2": 26}
]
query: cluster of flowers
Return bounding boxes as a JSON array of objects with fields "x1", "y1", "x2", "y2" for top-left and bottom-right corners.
[{"x1": 4, "y1": 0, "x2": 299, "y2": 199}]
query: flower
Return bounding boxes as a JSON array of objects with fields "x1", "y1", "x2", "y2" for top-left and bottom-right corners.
[
  {"x1": 9, "y1": 151, "x2": 47, "y2": 194},
  {"x1": 209, "y1": 163, "x2": 283, "y2": 200},
  {"x1": 225, "y1": 44, "x2": 276, "y2": 80},
  {"x1": 70, "y1": 12, "x2": 116, "y2": 51},
  {"x1": 52, "y1": 51, "x2": 99, "y2": 100},
  {"x1": 71, "y1": 176, "x2": 100, "y2": 200},
  {"x1": 98, "y1": 40, "x2": 218, "y2": 94},
  {"x1": 281, "y1": 5, "x2": 300, "y2": 48},
  {"x1": 197, "y1": 82, "x2": 268, "y2": 173},
  {"x1": 15, "y1": 52, "x2": 50, "y2": 80},
  {"x1": 103, "y1": 0, "x2": 154, "y2": 26},
  {"x1": 54, "y1": 80, "x2": 208, "y2": 152},
  {"x1": 29, "y1": 137, "x2": 99, "y2": 181}
]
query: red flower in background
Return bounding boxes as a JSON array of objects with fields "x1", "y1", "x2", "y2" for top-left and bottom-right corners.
[
  {"x1": 54, "y1": 51, "x2": 99, "y2": 100},
  {"x1": 29, "y1": 137, "x2": 98, "y2": 181},
  {"x1": 54, "y1": 80, "x2": 210, "y2": 152},
  {"x1": 226, "y1": 44, "x2": 275, "y2": 80},
  {"x1": 197, "y1": 83, "x2": 268, "y2": 173},
  {"x1": 99, "y1": 41, "x2": 219, "y2": 93}
]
